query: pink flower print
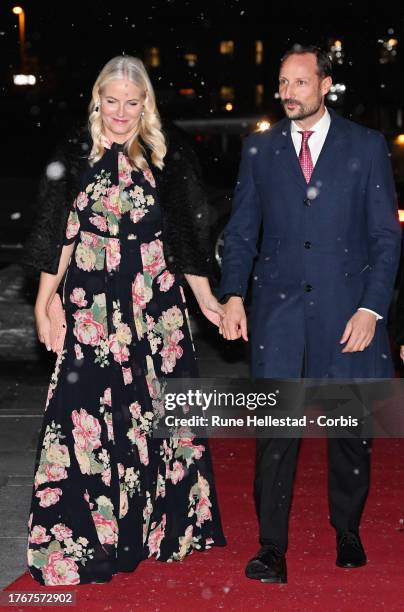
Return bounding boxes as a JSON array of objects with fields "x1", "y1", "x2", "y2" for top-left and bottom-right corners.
[
  {"x1": 65, "y1": 211, "x2": 80, "y2": 240},
  {"x1": 102, "y1": 387, "x2": 112, "y2": 406},
  {"x1": 70, "y1": 287, "x2": 87, "y2": 307},
  {"x1": 108, "y1": 334, "x2": 130, "y2": 364},
  {"x1": 157, "y1": 270, "x2": 175, "y2": 292},
  {"x1": 105, "y1": 238, "x2": 121, "y2": 272},
  {"x1": 71, "y1": 408, "x2": 102, "y2": 452},
  {"x1": 140, "y1": 239, "x2": 166, "y2": 278},
  {"x1": 195, "y1": 496, "x2": 212, "y2": 526},
  {"x1": 92, "y1": 511, "x2": 118, "y2": 545},
  {"x1": 118, "y1": 152, "x2": 134, "y2": 188},
  {"x1": 89, "y1": 214, "x2": 108, "y2": 232},
  {"x1": 117, "y1": 463, "x2": 125, "y2": 479},
  {"x1": 50, "y1": 524, "x2": 73, "y2": 541},
  {"x1": 45, "y1": 464, "x2": 68, "y2": 482},
  {"x1": 143, "y1": 167, "x2": 156, "y2": 188},
  {"x1": 73, "y1": 310, "x2": 105, "y2": 346},
  {"x1": 130, "y1": 208, "x2": 146, "y2": 224},
  {"x1": 169, "y1": 460, "x2": 185, "y2": 484},
  {"x1": 29, "y1": 525, "x2": 51, "y2": 545},
  {"x1": 102, "y1": 185, "x2": 120, "y2": 216},
  {"x1": 42, "y1": 551, "x2": 80, "y2": 586},
  {"x1": 36, "y1": 487, "x2": 63, "y2": 508},
  {"x1": 132, "y1": 273, "x2": 153, "y2": 316},
  {"x1": 147, "y1": 514, "x2": 166, "y2": 557},
  {"x1": 74, "y1": 343, "x2": 84, "y2": 360},
  {"x1": 129, "y1": 401, "x2": 141, "y2": 419},
  {"x1": 122, "y1": 367, "x2": 133, "y2": 385},
  {"x1": 75, "y1": 191, "x2": 89, "y2": 211}
]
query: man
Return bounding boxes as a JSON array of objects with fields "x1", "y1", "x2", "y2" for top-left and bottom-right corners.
[{"x1": 219, "y1": 45, "x2": 401, "y2": 583}]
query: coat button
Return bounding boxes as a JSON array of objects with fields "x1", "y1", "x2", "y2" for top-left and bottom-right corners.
[
  {"x1": 304, "y1": 198, "x2": 311, "y2": 206},
  {"x1": 304, "y1": 241, "x2": 311, "y2": 249},
  {"x1": 305, "y1": 284, "x2": 313, "y2": 292}
]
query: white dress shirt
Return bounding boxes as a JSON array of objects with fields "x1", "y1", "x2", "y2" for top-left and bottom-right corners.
[{"x1": 290, "y1": 107, "x2": 382, "y2": 321}]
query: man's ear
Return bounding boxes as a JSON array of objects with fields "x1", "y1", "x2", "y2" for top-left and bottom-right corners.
[{"x1": 321, "y1": 76, "x2": 333, "y2": 96}]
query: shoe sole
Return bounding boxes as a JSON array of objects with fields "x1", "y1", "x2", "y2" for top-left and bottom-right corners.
[
  {"x1": 245, "y1": 563, "x2": 287, "y2": 583},
  {"x1": 336, "y1": 560, "x2": 367, "y2": 568},
  {"x1": 245, "y1": 571, "x2": 287, "y2": 583}
]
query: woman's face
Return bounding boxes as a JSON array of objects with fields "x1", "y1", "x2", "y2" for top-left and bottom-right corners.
[{"x1": 99, "y1": 78, "x2": 144, "y2": 144}]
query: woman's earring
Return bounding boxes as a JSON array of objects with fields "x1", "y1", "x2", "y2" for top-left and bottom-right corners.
[
  {"x1": 95, "y1": 105, "x2": 99, "y2": 112},
  {"x1": 141, "y1": 111, "x2": 145, "y2": 118}
]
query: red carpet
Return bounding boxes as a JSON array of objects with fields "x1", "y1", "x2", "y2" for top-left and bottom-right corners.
[{"x1": 2, "y1": 438, "x2": 404, "y2": 611}]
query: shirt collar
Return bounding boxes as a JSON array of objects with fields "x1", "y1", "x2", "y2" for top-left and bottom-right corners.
[{"x1": 291, "y1": 107, "x2": 331, "y2": 135}]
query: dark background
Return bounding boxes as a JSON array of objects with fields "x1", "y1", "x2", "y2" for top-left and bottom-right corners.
[{"x1": 1, "y1": 1, "x2": 404, "y2": 259}]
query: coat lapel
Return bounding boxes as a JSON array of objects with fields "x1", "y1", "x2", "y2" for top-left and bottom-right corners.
[
  {"x1": 269, "y1": 119, "x2": 307, "y2": 191},
  {"x1": 269, "y1": 109, "x2": 348, "y2": 191},
  {"x1": 309, "y1": 111, "x2": 348, "y2": 186}
]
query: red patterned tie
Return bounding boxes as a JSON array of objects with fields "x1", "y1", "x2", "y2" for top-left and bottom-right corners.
[{"x1": 298, "y1": 130, "x2": 314, "y2": 183}]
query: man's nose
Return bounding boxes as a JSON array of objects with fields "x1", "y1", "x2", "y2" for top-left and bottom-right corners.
[{"x1": 283, "y1": 84, "x2": 294, "y2": 99}]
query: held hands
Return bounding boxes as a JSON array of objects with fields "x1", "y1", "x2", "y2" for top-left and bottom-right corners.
[
  {"x1": 198, "y1": 294, "x2": 225, "y2": 327},
  {"x1": 340, "y1": 310, "x2": 377, "y2": 353},
  {"x1": 219, "y1": 296, "x2": 248, "y2": 341}
]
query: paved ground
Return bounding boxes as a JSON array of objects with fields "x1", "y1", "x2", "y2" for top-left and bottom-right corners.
[{"x1": 0, "y1": 263, "x2": 248, "y2": 590}]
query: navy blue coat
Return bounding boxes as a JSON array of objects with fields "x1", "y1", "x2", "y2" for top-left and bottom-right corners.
[{"x1": 219, "y1": 109, "x2": 402, "y2": 378}]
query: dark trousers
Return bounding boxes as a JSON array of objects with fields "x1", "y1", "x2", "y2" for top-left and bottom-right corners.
[
  {"x1": 253, "y1": 348, "x2": 372, "y2": 553},
  {"x1": 254, "y1": 435, "x2": 372, "y2": 552}
]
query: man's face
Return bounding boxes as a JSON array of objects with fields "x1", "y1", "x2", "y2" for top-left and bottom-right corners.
[{"x1": 278, "y1": 53, "x2": 332, "y2": 121}]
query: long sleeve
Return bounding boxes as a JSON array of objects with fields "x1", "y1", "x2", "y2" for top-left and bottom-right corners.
[
  {"x1": 157, "y1": 126, "x2": 213, "y2": 277},
  {"x1": 21, "y1": 125, "x2": 89, "y2": 275},
  {"x1": 219, "y1": 134, "x2": 263, "y2": 299},
  {"x1": 359, "y1": 133, "x2": 402, "y2": 320}
]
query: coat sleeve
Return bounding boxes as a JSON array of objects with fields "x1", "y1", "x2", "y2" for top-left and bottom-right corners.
[
  {"x1": 395, "y1": 265, "x2": 404, "y2": 344},
  {"x1": 360, "y1": 133, "x2": 402, "y2": 320},
  {"x1": 21, "y1": 127, "x2": 87, "y2": 275},
  {"x1": 21, "y1": 141, "x2": 71, "y2": 275},
  {"x1": 159, "y1": 128, "x2": 213, "y2": 277},
  {"x1": 219, "y1": 134, "x2": 263, "y2": 299}
]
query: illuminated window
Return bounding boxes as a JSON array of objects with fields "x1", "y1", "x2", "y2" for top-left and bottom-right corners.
[
  {"x1": 379, "y1": 35, "x2": 398, "y2": 64},
  {"x1": 145, "y1": 47, "x2": 160, "y2": 68},
  {"x1": 256, "y1": 83, "x2": 264, "y2": 107},
  {"x1": 220, "y1": 86, "x2": 235, "y2": 101},
  {"x1": 329, "y1": 40, "x2": 344, "y2": 65},
  {"x1": 179, "y1": 88, "x2": 195, "y2": 97},
  {"x1": 184, "y1": 53, "x2": 197, "y2": 67},
  {"x1": 256, "y1": 40, "x2": 264, "y2": 65},
  {"x1": 220, "y1": 40, "x2": 234, "y2": 55}
]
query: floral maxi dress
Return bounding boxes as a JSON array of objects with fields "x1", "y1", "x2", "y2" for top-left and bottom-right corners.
[{"x1": 27, "y1": 141, "x2": 226, "y2": 585}]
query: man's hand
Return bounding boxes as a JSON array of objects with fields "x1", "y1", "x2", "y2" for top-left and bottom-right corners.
[
  {"x1": 219, "y1": 296, "x2": 248, "y2": 341},
  {"x1": 340, "y1": 310, "x2": 377, "y2": 353}
]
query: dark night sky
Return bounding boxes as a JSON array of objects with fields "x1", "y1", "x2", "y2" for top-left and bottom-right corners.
[{"x1": 1, "y1": 0, "x2": 404, "y2": 173}]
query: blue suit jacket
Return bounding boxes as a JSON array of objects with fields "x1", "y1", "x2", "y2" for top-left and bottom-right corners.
[{"x1": 219, "y1": 109, "x2": 402, "y2": 377}]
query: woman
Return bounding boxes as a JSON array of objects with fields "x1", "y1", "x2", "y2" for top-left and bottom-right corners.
[{"x1": 23, "y1": 56, "x2": 226, "y2": 585}]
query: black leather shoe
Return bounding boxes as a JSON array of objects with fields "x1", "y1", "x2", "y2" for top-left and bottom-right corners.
[
  {"x1": 336, "y1": 532, "x2": 367, "y2": 568},
  {"x1": 245, "y1": 545, "x2": 287, "y2": 583}
]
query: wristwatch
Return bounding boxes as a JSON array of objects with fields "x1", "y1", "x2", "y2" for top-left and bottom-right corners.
[{"x1": 219, "y1": 293, "x2": 244, "y2": 304}]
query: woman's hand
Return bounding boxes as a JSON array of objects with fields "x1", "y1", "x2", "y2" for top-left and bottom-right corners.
[
  {"x1": 198, "y1": 294, "x2": 225, "y2": 327},
  {"x1": 183, "y1": 274, "x2": 224, "y2": 327},
  {"x1": 400, "y1": 346, "x2": 404, "y2": 362},
  {"x1": 35, "y1": 310, "x2": 52, "y2": 352}
]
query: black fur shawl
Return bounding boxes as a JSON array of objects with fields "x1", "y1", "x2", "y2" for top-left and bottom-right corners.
[{"x1": 21, "y1": 123, "x2": 212, "y2": 277}]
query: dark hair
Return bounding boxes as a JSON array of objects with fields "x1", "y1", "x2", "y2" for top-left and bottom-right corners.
[{"x1": 281, "y1": 44, "x2": 332, "y2": 78}]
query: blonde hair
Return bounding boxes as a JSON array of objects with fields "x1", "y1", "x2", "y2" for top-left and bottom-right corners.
[{"x1": 88, "y1": 55, "x2": 166, "y2": 169}]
